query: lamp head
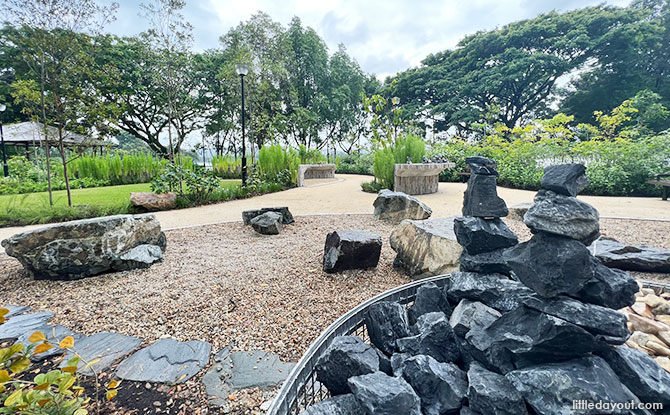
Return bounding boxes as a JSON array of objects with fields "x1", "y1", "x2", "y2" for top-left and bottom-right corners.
[
  {"x1": 0, "y1": 104, "x2": 6, "y2": 112},
  {"x1": 235, "y1": 63, "x2": 250, "y2": 76}
]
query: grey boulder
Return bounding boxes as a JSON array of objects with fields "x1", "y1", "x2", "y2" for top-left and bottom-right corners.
[
  {"x1": 301, "y1": 394, "x2": 365, "y2": 415},
  {"x1": 574, "y1": 256, "x2": 638, "y2": 310},
  {"x1": 323, "y1": 230, "x2": 382, "y2": 273},
  {"x1": 250, "y1": 211, "x2": 283, "y2": 235},
  {"x1": 504, "y1": 232, "x2": 594, "y2": 297},
  {"x1": 315, "y1": 336, "x2": 380, "y2": 395},
  {"x1": 462, "y1": 174, "x2": 508, "y2": 218},
  {"x1": 453, "y1": 216, "x2": 518, "y2": 255},
  {"x1": 524, "y1": 189, "x2": 600, "y2": 244},
  {"x1": 449, "y1": 299, "x2": 501, "y2": 337},
  {"x1": 467, "y1": 363, "x2": 528, "y2": 415},
  {"x1": 242, "y1": 207, "x2": 294, "y2": 225},
  {"x1": 116, "y1": 338, "x2": 211, "y2": 383},
  {"x1": 396, "y1": 312, "x2": 461, "y2": 364},
  {"x1": 408, "y1": 282, "x2": 452, "y2": 324},
  {"x1": 446, "y1": 272, "x2": 535, "y2": 313},
  {"x1": 399, "y1": 355, "x2": 467, "y2": 415},
  {"x1": 459, "y1": 248, "x2": 513, "y2": 276},
  {"x1": 1, "y1": 214, "x2": 166, "y2": 280},
  {"x1": 540, "y1": 163, "x2": 589, "y2": 197},
  {"x1": 366, "y1": 301, "x2": 411, "y2": 355},
  {"x1": 348, "y1": 371, "x2": 422, "y2": 415},
  {"x1": 373, "y1": 189, "x2": 432, "y2": 223},
  {"x1": 506, "y1": 356, "x2": 644, "y2": 415},
  {"x1": 589, "y1": 236, "x2": 670, "y2": 273}
]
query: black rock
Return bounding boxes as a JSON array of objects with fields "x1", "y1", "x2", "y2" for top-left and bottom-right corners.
[
  {"x1": 504, "y1": 232, "x2": 594, "y2": 297},
  {"x1": 315, "y1": 336, "x2": 380, "y2": 395},
  {"x1": 506, "y1": 356, "x2": 645, "y2": 415},
  {"x1": 465, "y1": 306, "x2": 601, "y2": 373},
  {"x1": 460, "y1": 407, "x2": 482, "y2": 415},
  {"x1": 374, "y1": 347, "x2": 393, "y2": 376},
  {"x1": 390, "y1": 353, "x2": 412, "y2": 376},
  {"x1": 522, "y1": 295, "x2": 630, "y2": 344},
  {"x1": 524, "y1": 189, "x2": 600, "y2": 244},
  {"x1": 399, "y1": 355, "x2": 467, "y2": 415},
  {"x1": 462, "y1": 174, "x2": 509, "y2": 218},
  {"x1": 366, "y1": 301, "x2": 411, "y2": 355},
  {"x1": 453, "y1": 216, "x2": 518, "y2": 255},
  {"x1": 589, "y1": 236, "x2": 670, "y2": 273},
  {"x1": 459, "y1": 248, "x2": 513, "y2": 275},
  {"x1": 396, "y1": 312, "x2": 461, "y2": 364},
  {"x1": 466, "y1": 156, "x2": 499, "y2": 176},
  {"x1": 540, "y1": 163, "x2": 588, "y2": 197},
  {"x1": 598, "y1": 345, "x2": 670, "y2": 408},
  {"x1": 449, "y1": 299, "x2": 502, "y2": 337},
  {"x1": 242, "y1": 207, "x2": 294, "y2": 225},
  {"x1": 323, "y1": 230, "x2": 382, "y2": 273},
  {"x1": 348, "y1": 372, "x2": 422, "y2": 415},
  {"x1": 301, "y1": 394, "x2": 365, "y2": 415},
  {"x1": 446, "y1": 272, "x2": 535, "y2": 312},
  {"x1": 573, "y1": 256, "x2": 638, "y2": 310},
  {"x1": 467, "y1": 363, "x2": 528, "y2": 415},
  {"x1": 408, "y1": 282, "x2": 452, "y2": 324},
  {"x1": 250, "y1": 211, "x2": 283, "y2": 235}
]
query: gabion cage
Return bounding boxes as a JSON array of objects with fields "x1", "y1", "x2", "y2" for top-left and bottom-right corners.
[
  {"x1": 267, "y1": 276, "x2": 670, "y2": 415},
  {"x1": 266, "y1": 274, "x2": 451, "y2": 415}
]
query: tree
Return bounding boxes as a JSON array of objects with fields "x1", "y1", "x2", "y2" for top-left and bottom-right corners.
[
  {"x1": 390, "y1": 5, "x2": 638, "y2": 139},
  {"x1": 2, "y1": 0, "x2": 117, "y2": 206}
]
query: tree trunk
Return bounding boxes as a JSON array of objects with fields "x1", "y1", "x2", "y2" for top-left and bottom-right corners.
[
  {"x1": 40, "y1": 53, "x2": 53, "y2": 206},
  {"x1": 58, "y1": 127, "x2": 72, "y2": 207}
]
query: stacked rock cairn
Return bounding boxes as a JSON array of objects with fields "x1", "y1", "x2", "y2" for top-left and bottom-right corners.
[{"x1": 303, "y1": 159, "x2": 670, "y2": 415}]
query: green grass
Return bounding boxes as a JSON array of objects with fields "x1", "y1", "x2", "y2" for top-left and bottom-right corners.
[{"x1": 0, "y1": 180, "x2": 241, "y2": 227}]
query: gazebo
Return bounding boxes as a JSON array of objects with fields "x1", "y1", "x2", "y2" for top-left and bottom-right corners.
[{"x1": 2, "y1": 121, "x2": 112, "y2": 160}]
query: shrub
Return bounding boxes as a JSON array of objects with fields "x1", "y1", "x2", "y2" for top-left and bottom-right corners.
[
  {"x1": 361, "y1": 180, "x2": 383, "y2": 193},
  {"x1": 151, "y1": 164, "x2": 220, "y2": 204},
  {"x1": 336, "y1": 153, "x2": 373, "y2": 175},
  {"x1": 297, "y1": 145, "x2": 327, "y2": 164}
]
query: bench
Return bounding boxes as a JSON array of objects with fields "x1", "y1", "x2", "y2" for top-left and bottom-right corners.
[
  {"x1": 648, "y1": 174, "x2": 670, "y2": 201},
  {"x1": 297, "y1": 164, "x2": 336, "y2": 187}
]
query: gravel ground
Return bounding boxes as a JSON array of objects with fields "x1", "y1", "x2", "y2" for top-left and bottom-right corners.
[{"x1": 1, "y1": 214, "x2": 669, "y2": 414}]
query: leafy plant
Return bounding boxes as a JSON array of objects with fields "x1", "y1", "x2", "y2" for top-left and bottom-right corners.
[{"x1": 151, "y1": 164, "x2": 220, "y2": 204}]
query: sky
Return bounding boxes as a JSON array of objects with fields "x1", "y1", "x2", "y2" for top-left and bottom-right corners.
[{"x1": 107, "y1": 0, "x2": 633, "y2": 80}]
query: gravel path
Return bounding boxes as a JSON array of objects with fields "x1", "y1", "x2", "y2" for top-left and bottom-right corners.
[{"x1": 1, "y1": 214, "x2": 669, "y2": 413}]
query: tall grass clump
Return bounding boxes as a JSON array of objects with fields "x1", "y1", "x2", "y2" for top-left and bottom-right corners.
[
  {"x1": 372, "y1": 133, "x2": 426, "y2": 189},
  {"x1": 68, "y1": 154, "x2": 193, "y2": 185},
  {"x1": 212, "y1": 155, "x2": 248, "y2": 179},
  {"x1": 258, "y1": 145, "x2": 299, "y2": 185}
]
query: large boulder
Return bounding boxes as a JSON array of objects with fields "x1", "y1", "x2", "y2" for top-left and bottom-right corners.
[
  {"x1": 1, "y1": 214, "x2": 167, "y2": 280},
  {"x1": 465, "y1": 306, "x2": 601, "y2": 373},
  {"x1": 323, "y1": 230, "x2": 382, "y2": 273},
  {"x1": 540, "y1": 163, "x2": 589, "y2": 197},
  {"x1": 348, "y1": 371, "x2": 422, "y2": 415},
  {"x1": 506, "y1": 356, "x2": 644, "y2": 415},
  {"x1": 449, "y1": 299, "x2": 502, "y2": 337},
  {"x1": 504, "y1": 232, "x2": 594, "y2": 297},
  {"x1": 597, "y1": 345, "x2": 670, "y2": 407},
  {"x1": 446, "y1": 272, "x2": 535, "y2": 313},
  {"x1": 408, "y1": 282, "x2": 452, "y2": 324},
  {"x1": 524, "y1": 190, "x2": 600, "y2": 244},
  {"x1": 300, "y1": 394, "x2": 365, "y2": 415},
  {"x1": 315, "y1": 336, "x2": 380, "y2": 395},
  {"x1": 396, "y1": 312, "x2": 461, "y2": 364},
  {"x1": 250, "y1": 211, "x2": 283, "y2": 235},
  {"x1": 390, "y1": 217, "x2": 462, "y2": 278},
  {"x1": 467, "y1": 363, "x2": 528, "y2": 415},
  {"x1": 462, "y1": 174, "x2": 508, "y2": 218},
  {"x1": 130, "y1": 192, "x2": 176, "y2": 211},
  {"x1": 574, "y1": 256, "x2": 638, "y2": 310},
  {"x1": 399, "y1": 355, "x2": 468, "y2": 415},
  {"x1": 373, "y1": 190, "x2": 432, "y2": 223},
  {"x1": 242, "y1": 207, "x2": 294, "y2": 225},
  {"x1": 366, "y1": 301, "x2": 411, "y2": 355},
  {"x1": 453, "y1": 216, "x2": 518, "y2": 255},
  {"x1": 589, "y1": 236, "x2": 670, "y2": 273}
]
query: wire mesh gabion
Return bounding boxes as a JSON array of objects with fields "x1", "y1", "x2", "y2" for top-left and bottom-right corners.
[{"x1": 268, "y1": 276, "x2": 670, "y2": 415}]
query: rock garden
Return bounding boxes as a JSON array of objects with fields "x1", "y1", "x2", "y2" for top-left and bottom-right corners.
[{"x1": 1, "y1": 159, "x2": 670, "y2": 414}]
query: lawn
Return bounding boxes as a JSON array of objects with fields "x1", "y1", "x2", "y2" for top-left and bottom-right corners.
[{"x1": 0, "y1": 180, "x2": 241, "y2": 227}]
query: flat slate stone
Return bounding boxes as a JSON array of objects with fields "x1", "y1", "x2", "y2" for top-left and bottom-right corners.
[
  {"x1": 589, "y1": 236, "x2": 670, "y2": 273},
  {"x1": 1, "y1": 305, "x2": 31, "y2": 318},
  {"x1": 116, "y1": 338, "x2": 211, "y2": 383},
  {"x1": 0, "y1": 311, "x2": 54, "y2": 341},
  {"x1": 61, "y1": 331, "x2": 143, "y2": 375},
  {"x1": 17, "y1": 324, "x2": 82, "y2": 361},
  {"x1": 203, "y1": 350, "x2": 295, "y2": 407}
]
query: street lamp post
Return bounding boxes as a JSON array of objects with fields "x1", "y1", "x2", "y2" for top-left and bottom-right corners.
[
  {"x1": 0, "y1": 104, "x2": 7, "y2": 177},
  {"x1": 235, "y1": 63, "x2": 250, "y2": 186}
]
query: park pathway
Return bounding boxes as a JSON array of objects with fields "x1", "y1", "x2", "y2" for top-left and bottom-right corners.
[{"x1": 1, "y1": 174, "x2": 668, "y2": 252}]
